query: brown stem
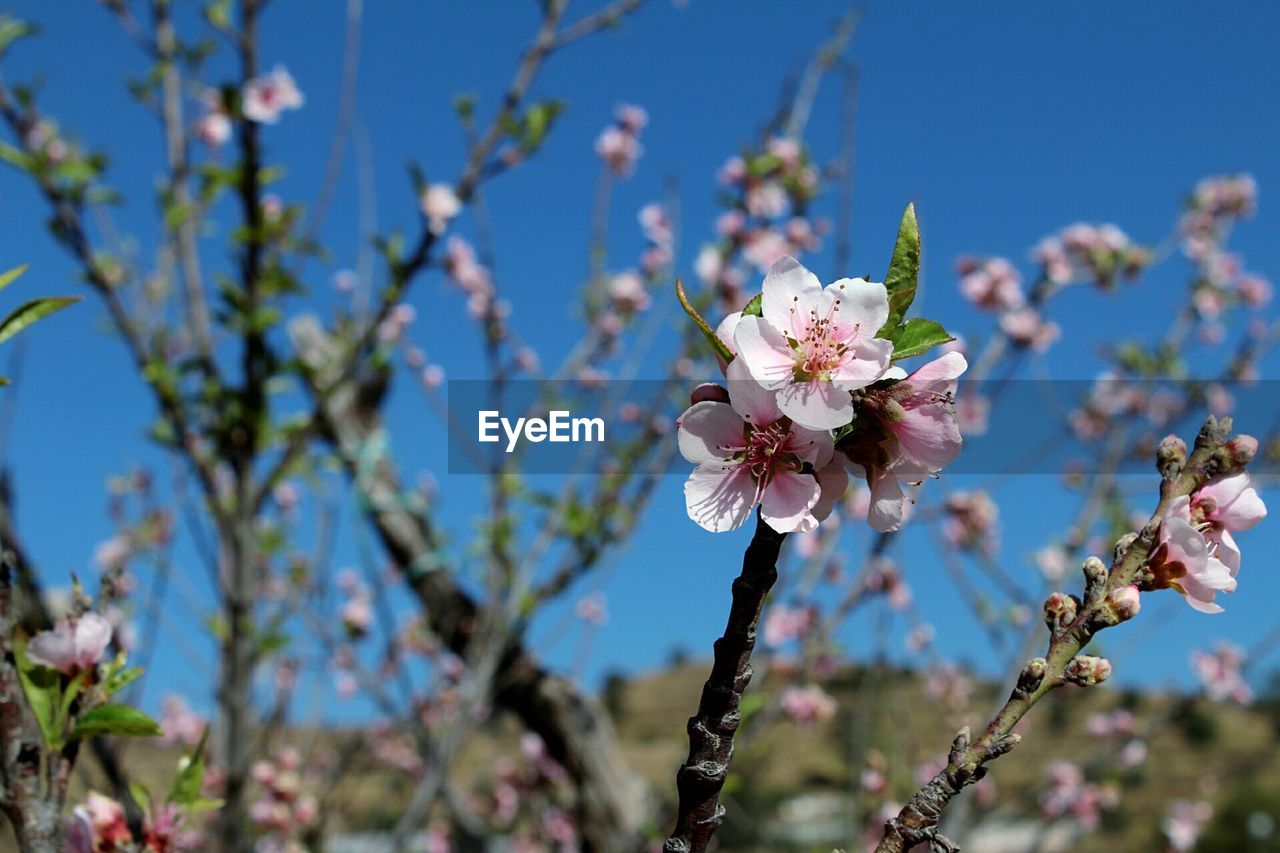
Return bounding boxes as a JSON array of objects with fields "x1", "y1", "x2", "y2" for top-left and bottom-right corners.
[{"x1": 664, "y1": 513, "x2": 787, "y2": 853}]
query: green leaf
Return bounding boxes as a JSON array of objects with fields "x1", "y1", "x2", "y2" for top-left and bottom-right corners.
[
  {"x1": 877, "y1": 203, "x2": 920, "y2": 336},
  {"x1": 14, "y1": 634, "x2": 62, "y2": 750},
  {"x1": 741, "y1": 293, "x2": 762, "y2": 317},
  {"x1": 168, "y1": 728, "x2": 210, "y2": 806},
  {"x1": 0, "y1": 16, "x2": 35, "y2": 56},
  {"x1": 0, "y1": 264, "x2": 27, "y2": 292},
  {"x1": 102, "y1": 665, "x2": 144, "y2": 697},
  {"x1": 128, "y1": 781, "x2": 152, "y2": 813},
  {"x1": 887, "y1": 317, "x2": 954, "y2": 362},
  {"x1": 676, "y1": 279, "x2": 733, "y2": 364},
  {"x1": 0, "y1": 296, "x2": 80, "y2": 345},
  {"x1": 69, "y1": 704, "x2": 162, "y2": 740}
]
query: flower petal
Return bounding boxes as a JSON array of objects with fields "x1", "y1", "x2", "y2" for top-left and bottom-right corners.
[
  {"x1": 726, "y1": 356, "x2": 782, "y2": 424},
  {"x1": 831, "y1": 337, "x2": 894, "y2": 390},
  {"x1": 776, "y1": 379, "x2": 853, "y2": 431},
  {"x1": 826, "y1": 277, "x2": 889, "y2": 336},
  {"x1": 685, "y1": 463, "x2": 756, "y2": 533},
  {"x1": 812, "y1": 461, "x2": 849, "y2": 523},
  {"x1": 761, "y1": 256, "x2": 822, "y2": 335},
  {"x1": 760, "y1": 469, "x2": 821, "y2": 533},
  {"x1": 677, "y1": 401, "x2": 745, "y2": 464},
  {"x1": 734, "y1": 315, "x2": 797, "y2": 391}
]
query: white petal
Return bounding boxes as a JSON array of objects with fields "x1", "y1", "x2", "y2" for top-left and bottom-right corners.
[
  {"x1": 726, "y1": 356, "x2": 782, "y2": 424},
  {"x1": 826, "y1": 277, "x2": 889, "y2": 336},
  {"x1": 776, "y1": 379, "x2": 853, "y2": 431},
  {"x1": 761, "y1": 256, "x2": 823, "y2": 335},
  {"x1": 734, "y1": 315, "x2": 797, "y2": 391},
  {"x1": 760, "y1": 469, "x2": 821, "y2": 533},
  {"x1": 684, "y1": 463, "x2": 756, "y2": 533},
  {"x1": 677, "y1": 401, "x2": 745, "y2": 464}
]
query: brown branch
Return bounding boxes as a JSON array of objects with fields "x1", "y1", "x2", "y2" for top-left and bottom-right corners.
[
  {"x1": 664, "y1": 513, "x2": 787, "y2": 853},
  {"x1": 875, "y1": 415, "x2": 1249, "y2": 853}
]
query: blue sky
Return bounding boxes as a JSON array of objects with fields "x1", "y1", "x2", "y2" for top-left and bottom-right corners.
[{"x1": 0, "y1": 1, "x2": 1278, "y2": 722}]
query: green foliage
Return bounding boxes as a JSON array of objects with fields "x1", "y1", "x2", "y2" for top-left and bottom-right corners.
[
  {"x1": 69, "y1": 704, "x2": 163, "y2": 741},
  {"x1": 676, "y1": 278, "x2": 734, "y2": 365},
  {"x1": 0, "y1": 265, "x2": 79, "y2": 384},
  {"x1": 874, "y1": 204, "x2": 955, "y2": 362},
  {"x1": 13, "y1": 632, "x2": 62, "y2": 749},
  {"x1": 884, "y1": 317, "x2": 954, "y2": 362}
]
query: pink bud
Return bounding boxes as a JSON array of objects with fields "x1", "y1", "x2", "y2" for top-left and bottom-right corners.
[
  {"x1": 1105, "y1": 585, "x2": 1141, "y2": 622},
  {"x1": 1226, "y1": 434, "x2": 1259, "y2": 467}
]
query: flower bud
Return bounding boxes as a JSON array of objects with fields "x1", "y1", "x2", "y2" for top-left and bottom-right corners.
[
  {"x1": 1043, "y1": 592, "x2": 1079, "y2": 634},
  {"x1": 690, "y1": 382, "x2": 730, "y2": 406},
  {"x1": 1156, "y1": 434, "x2": 1187, "y2": 479},
  {"x1": 1225, "y1": 434, "x2": 1259, "y2": 468},
  {"x1": 1064, "y1": 655, "x2": 1112, "y2": 687},
  {"x1": 1081, "y1": 556, "x2": 1108, "y2": 604},
  {"x1": 1092, "y1": 584, "x2": 1141, "y2": 628},
  {"x1": 1017, "y1": 657, "x2": 1048, "y2": 694}
]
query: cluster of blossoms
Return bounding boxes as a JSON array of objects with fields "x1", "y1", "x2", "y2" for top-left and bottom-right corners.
[
  {"x1": 955, "y1": 256, "x2": 1060, "y2": 352},
  {"x1": 1068, "y1": 373, "x2": 1186, "y2": 441},
  {"x1": 694, "y1": 137, "x2": 824, "y2": 312},
  {"x1": 443, "y1": 235, "x2": 498, "y2": 321},
  {"x1": 1032, "y1": 222, "x2": 1149, "y2": 289},
  {"x1": 941, "y1": 489, "x2": 1000, "y2": 554},
  {"x1": 66, "y1": 792, "x2": 201, "y2": 852},
  {"x1": 1180, "y1": 174, "x2": 1257, "y2": 261},
  {"x1": 1084, "y1": 710, "x2": 1148, "y2": 769},
  {"x1": 779, "y1": 683, "x2": 837, "y2": 726},
  {"x1": 1190, "y1": 642, "x2": 1253, "y2": 704},
  {"x1": 471, "y1": 734, "x2": 578, "y2": 851},
  {"x1": 762, "y1": 602, "x2": 818, "y2": 650},
  {"x1": 249, "y1": 747, "x2": 320, "y2": 849},
  {"x1": 595, "y1": 103, "x2": 646, "y2": 177},
  {"x1": 1038, "y1": 761, "x2": 1119, "y2": 831},
  {"x1": 679, "y1": 256, "x2": 965, "y2": 534},
  {"x1": 160, "y1": 694, "x2": 208, "y2": 749},
  {"x1": 1144, "y1": 460, "x2": 1265, "y2": 613},
  {"x1": 420, "y1": 182, "x2": 462, "y2": 236},
  {"x1": 1163, "y1": 799, "x2": 1215, "y2": 851}
]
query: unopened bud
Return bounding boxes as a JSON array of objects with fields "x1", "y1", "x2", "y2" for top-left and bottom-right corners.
[
  {"x1": 1156, "y1": 434, "x2": 1187, "y2": 479},
  {"x1": 1092, "y1": 584, "x2": 1141, "y2": 628},
  {"x1": 1043, "y1": 592, "x2": 1079, "y2": 634},
  {"x1": 1112, "y1": 533, "x2": 1138, "y2": 565},
  {"x1": 1017, "y1": 657, "x2": 1047, "y2": 694},
  {"x1": 1081, "y1": 556, "x2": 1108, "y2": 604},
  {"x1": 690, "y1": 382, "x2": 730, "y2": 406},
  {"x1": 1226, "y1": 434, "x2": 1259, "y2": 468},
  {"x1": 1064, "y1": 655, "x2": 1112, "y2": 687}
]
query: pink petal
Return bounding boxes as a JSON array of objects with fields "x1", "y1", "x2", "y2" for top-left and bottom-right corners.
[
  {"x1": 678, "y1": 401, "x2": 745, "y2": 465},
  {"x1": 73, "y1": 614, "x2": 113, "y2": 670},
  {"x1": 761, "y1": 256, "x2": 822, "y2": 334},
  {"x1": 776, "y1": 379, "x2": 853, "y2": 431},
  {"x1": 831, "y1": 337, "x2": 894, "y2": 390},
  {"x1": 909, "y1": 351, "x2": 968, "y2": 387},
  {"x1": 726, "y1": 356, "x2": 782, "y2": 425},
  {"x1": 27, "y1": 624, "x2": 76, "y2": 674},
  {"x1": 733, "y1": 315, "x2": 797, "y2": 391},
  {"x1": 892, "y1": 405, "x2": 963, "y2": 471},
  {"x1": 867, "y1": 469, "x2": 907, "y2": 532},
  {"x1": 760, "y1": 469, "x2": 821, "y2": 533},
  {"x1": 784, "y1": 424, "x2": 834, "y2": 469},
  {"x1": 812, "y1": 461, "x2": 849, "y2": 522},
  {"x1": 685, "y1": 463, "x2": 756, "y2": 533},
  {"x1": 825, "y1": 277, "x2": 889, "y2": 337},
  {"x1": 1220, "y1": 483, "x2": 1266, "y2": 531}
]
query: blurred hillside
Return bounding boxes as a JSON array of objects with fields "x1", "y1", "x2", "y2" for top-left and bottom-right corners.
[{"x1": 19, "y1": 660, "x2": 1280, "y2": 852}]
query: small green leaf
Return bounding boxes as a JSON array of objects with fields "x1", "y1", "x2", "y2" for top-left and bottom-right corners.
[
  {"x1": 69, "y1": 704, "x2": 162, "y2": 740},
  {"x1": 676, "y1": 279, "x2": 733, "y2": 365},
  {"x1": 887, "y1": 317, "x2": 954, "y2": 362},
  {"x1": 0, "y1": 264, "x2": 28, "y2": 292},
  {"x1": 102, "y1": 665, "x2": 144, "y2": 697},
  {"x1": 128, "y1": 781, "x2": 152, "y2": 813},
  {"x1": 168, "y1": 728, "x2": 210, "y2": 806},
  {"x1": 877, "y1": 203, "x2": 920, "y2": 336},
  {"x1": 741, "y1": 293, "x2": 762, "y2": 317},
  {"x1": 0, "y1": 296, "x2": 80, "y2": 345},
  {"x1": 14, "y1": 633, "x2": 62, "y2": 750}
]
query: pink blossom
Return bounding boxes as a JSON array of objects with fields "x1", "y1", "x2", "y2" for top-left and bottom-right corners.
[
  {"x1": 762, "y1": 603, "x2": 815, "y2": 648},
  {"x1": 1191, "y1": 642, "x2": 1253, "y2": 704},
  {"x1": 780, "y1": 684, "x2": 836, "y2": 726},
  {"x1": 1163, "y1": 800, "x2": 1213, "y2": 852},
  {"x1": 1150, "y1": 509, "x2": 1236, "y2": 613},
  {"x1": 844, "y1": 351, "x2": 968, "y2": 532},
  {"x1": 420, "y1": 183, "x2": 461, "y2": 235},
  {"x1": 677, "y1": 359, "x2": 836, "y2": 533},
  {"x1": 1000, "y1": 306, "x2": 1060, "y2": 351},
  {"x1": 608, "y1": 270, "x2": 650, "y2": 314},
  {"x1": 595, "y1": 126, "x2": 642, "y2": 176},
  {"x1": 1175, "y1": 471, "x2": 1267, "y2": 573},
  {"x1": 241, "y1": 65, "x2": 304, "y2": 124},
  {"x1": 196, "y1": 109, "x2": 231, "y2": 147},
  {"x1": 160, "y1": 695, "x2": 206, "y2": 748},
  {"x1": 95, "y1": 534, "x2": 132, "y2": 570},
  {"x1": 27, "y1": 613, "x2": 112, "y2": 675},
  {"x1": 573, "y1": 592, "x2": 608, "y2": 627},
  {"x1": 734, "y1": 256, "x2": 893, "y2": 430},
  {"x1": 70, "y1": 792, "x2": 131, "y2": 850}
]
